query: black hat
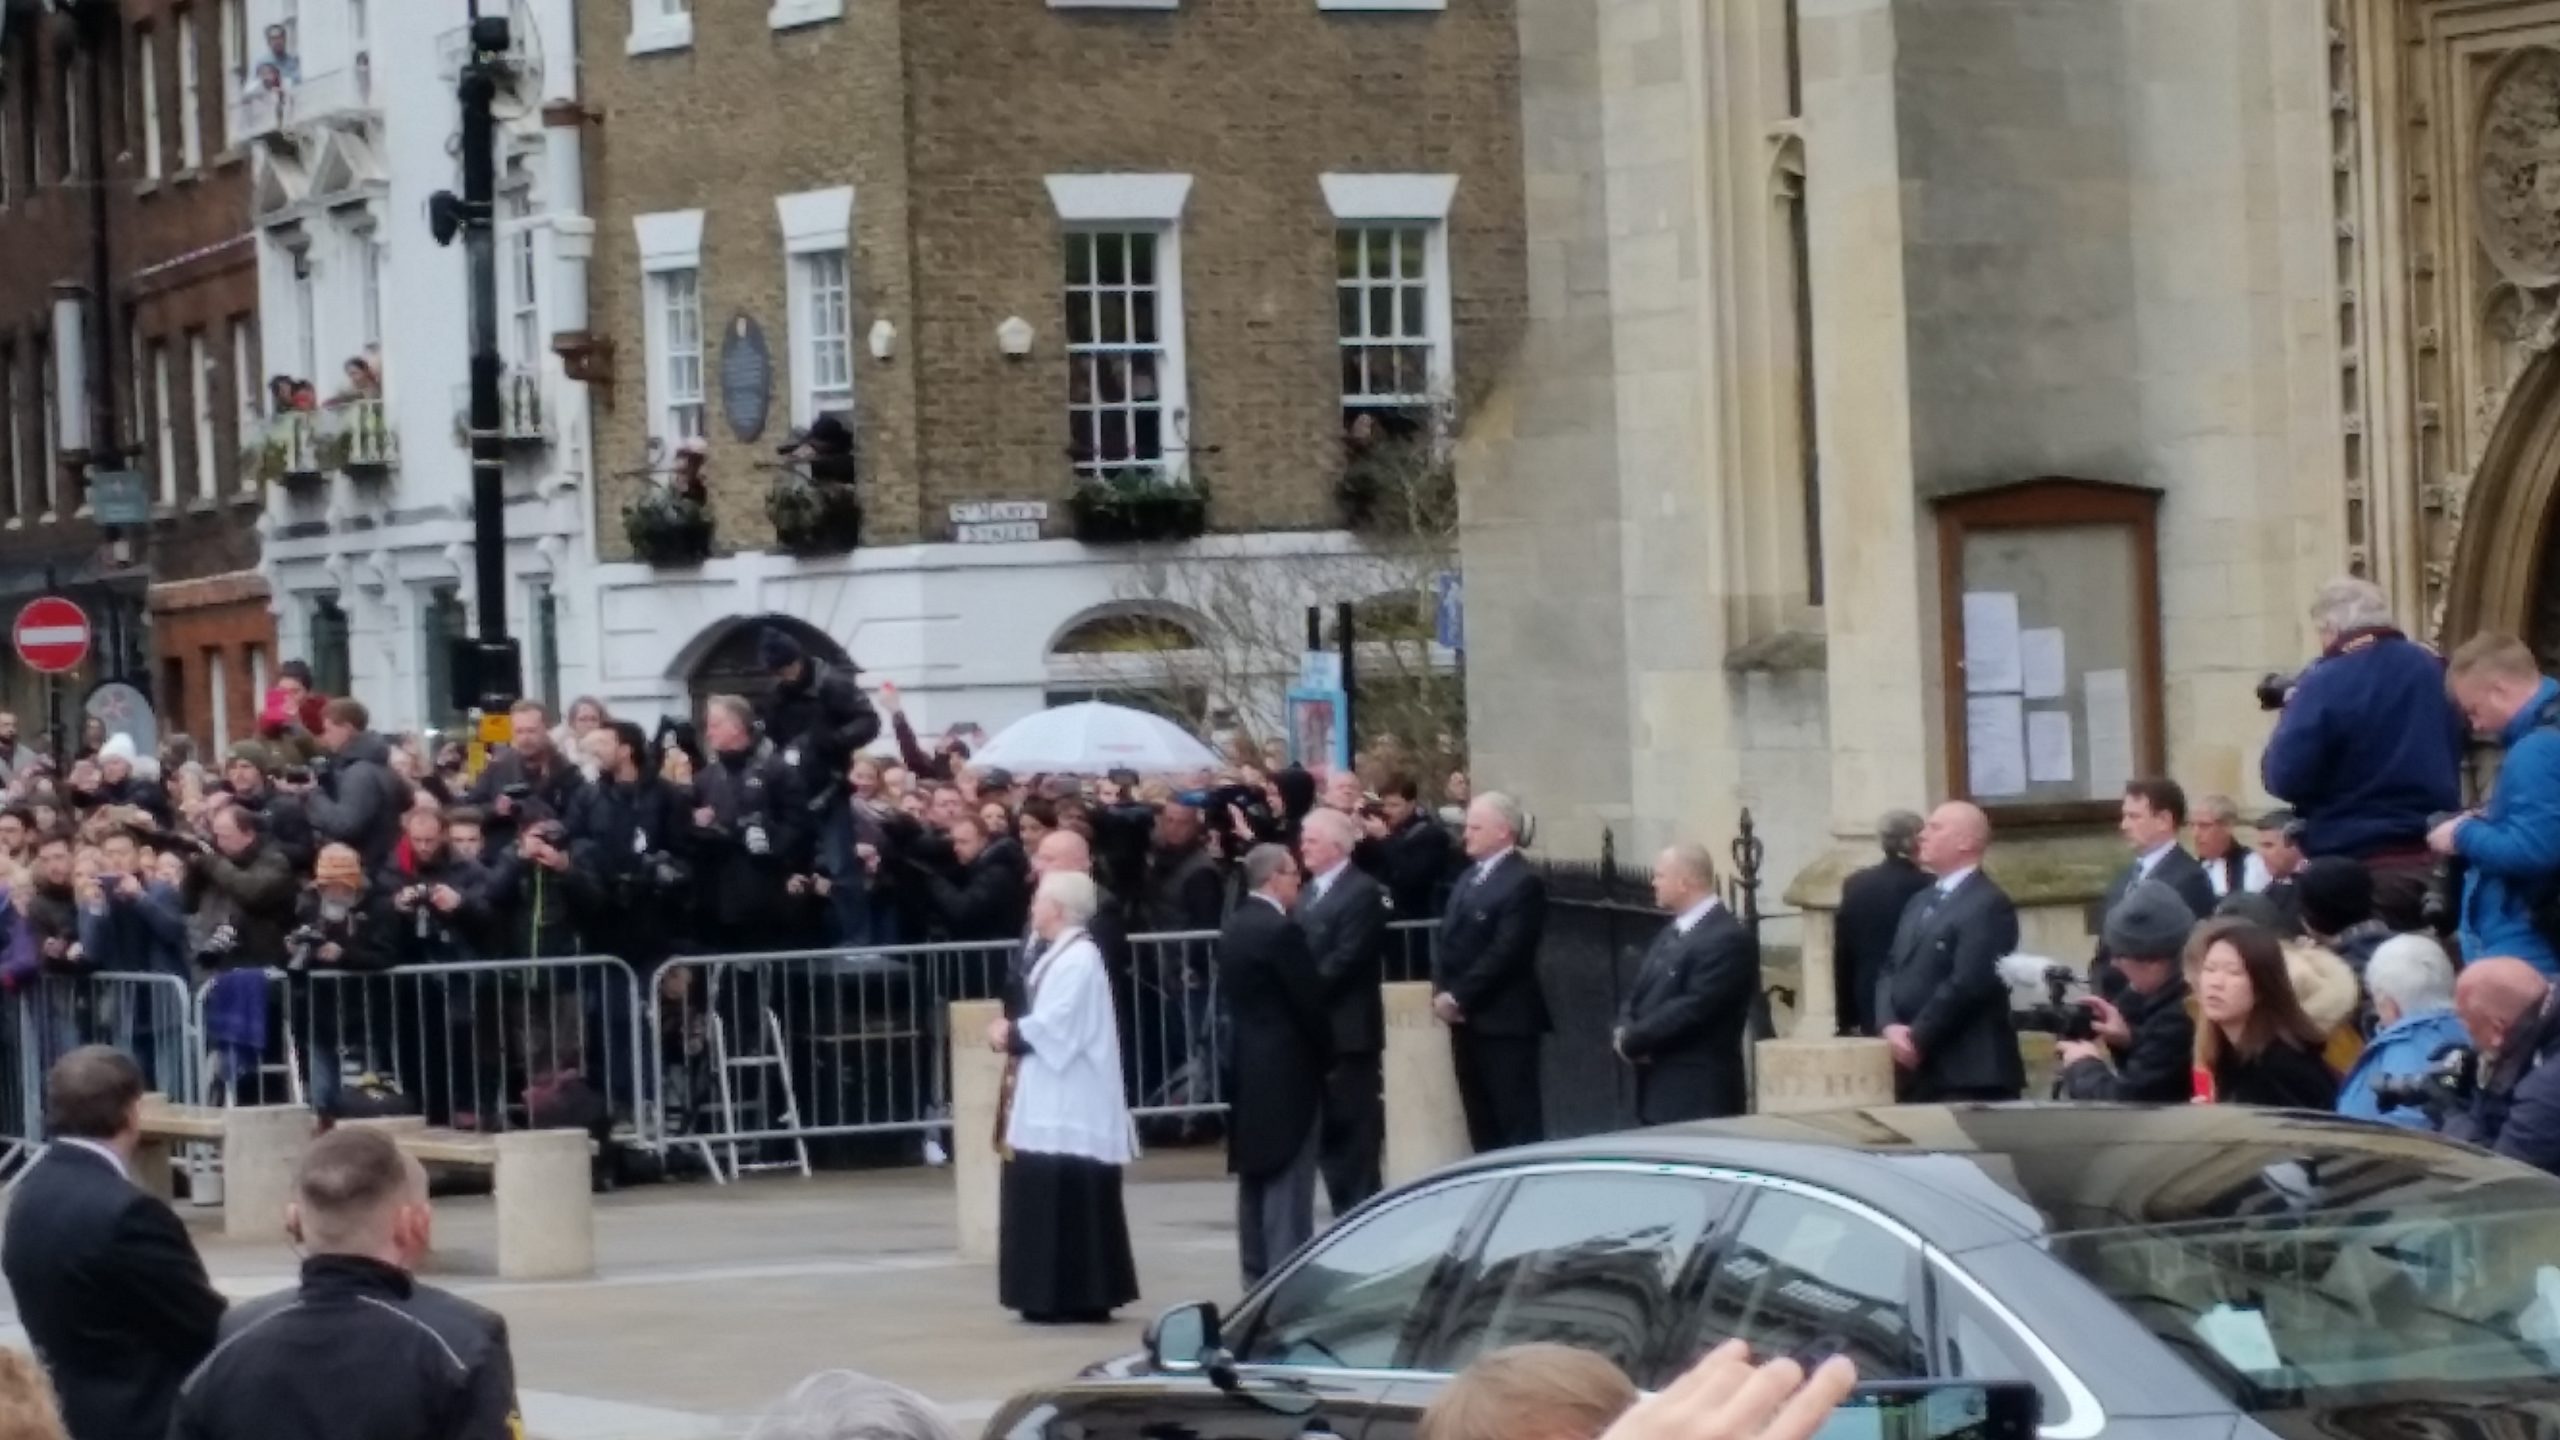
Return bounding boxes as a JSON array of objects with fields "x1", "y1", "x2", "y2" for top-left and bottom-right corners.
[
  {"x1": 979, "y1": 767, "x2": 1015, "y2": 793},
  {"x1": 2102, "y1": 880, "x2": 2196, "y2": 961},
  {"x1": 757, "y1": 627, "x2": 805, "y2": 672},
  {"x1": 2295, "y1": 856, "x2": 2373, "y2": 937}
]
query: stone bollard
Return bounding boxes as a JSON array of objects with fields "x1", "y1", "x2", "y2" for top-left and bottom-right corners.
[
  {"x1": 1751, "y1": 1037, "x2": 1897, "y2": 1116},
  {"x1": 1382, "y1": 982, "x2": 1471, "y2": 1187},
  {"x1": 949, "y1": 999, "x2": 1006, "y2": 1263},
  {"x1": 496, "y1": 1130, "x2": 596, "y2": 1281},
  {"x1": 219, "y1": 1106, "x2": 314, "y2": 1242}
]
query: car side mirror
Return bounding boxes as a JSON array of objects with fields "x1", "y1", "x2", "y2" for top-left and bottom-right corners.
[{"x1": 1146, "y1": 1301, "x2": 1222, "y2": 1375}]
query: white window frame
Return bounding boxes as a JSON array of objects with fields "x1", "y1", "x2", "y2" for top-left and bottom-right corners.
[
  {"x1": 38, "y1": 344, "x2": 56, "y2": 521},
  {"x1": 220, "y1": 0, "x2": 246, "y2": 141},
  {"x1": 247, "y1": 642, "x2": 269, "y2": 700},
  {"x1": 777, "y1": 186, "x2": 854, "y2": 431},
  {"x1": 770, "y1": 0, "x2": 843, "y2": 29},
  {"x1": 190, "y1": 331, "x2": 217, "y2": 499},
  {"x1": 505, "y1": 190, "x2": 540, "y2": 368},
  {"x1": 1322, "y1": 173, "x2": 1457, "y2": 414},
  {"x1": 629, "y1": 0, "x2": 693, "y2": 56},
  {"x1": 635, "y1": 209, "x2": 706, "y2": 447},
  {"x1": 1046, "y1": 175, "x2": 1191, "y2": 482},
  {"x1": 153, "y1": 342, "x2": 177, "y2": 506},
  {"x1": 178, "y1": 11, "x2": 205, "y2": 170},
  {"x1": 139, "y1": 34, "x2": 163, "y2": 180},
  {"x1": 230, "y1": 315, "x2": 257, "y2": 491},
  {"x1": 3, "y1": 350, "x2": 20, "y2": 524},
  {"x1": 205, "y1": 646, "x2": 230, "y2": 752}
]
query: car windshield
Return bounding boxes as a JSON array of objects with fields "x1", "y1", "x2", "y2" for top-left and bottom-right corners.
[{"x1": 2049, "y1": 1195, "x2": 2560, "y2": 1411}]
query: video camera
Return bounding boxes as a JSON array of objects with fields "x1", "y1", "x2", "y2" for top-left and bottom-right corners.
[
  {"x1": 2015, "y1": 964, "x2": 2099, "y2": 1043},
  {"x1": 2370, "y1": 1043, "x2": 2481, "y2": 1121}
]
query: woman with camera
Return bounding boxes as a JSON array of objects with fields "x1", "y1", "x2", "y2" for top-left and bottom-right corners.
[{"x1": 2192, "y1": 918, "x2": 2341, "y2": 1108}]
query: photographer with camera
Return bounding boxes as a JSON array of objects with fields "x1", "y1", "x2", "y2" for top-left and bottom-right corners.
[
  {"x1": 292, "y1": 844, "x2": 400, "y2": 1115},
  {"x1": 2055, "y1": 881, "x2": 2198, "y2": 1103},
  {"x1": 683, "y1": 695, "x2": 804, "y2": 952},
  {"x1": 1356, "y1": 774, "x2": 1456, "y2": 921},
  {"x1": 182, "y1": 804, "x2": 297, "y2": 972},
  {"x1": 2338, "y1": 933, "x2": 2470, "y2": 1129},
  {"x1": 291, "y1": 699, "x2": 412, "y2": 869},
  {"x1": 467, "y1": 700, "x2": 587, "y2": 855},
  {"x1": 2430, "y1": 633, "x2": 2560, "y2": 977},
  {"x1": 2443, "y1": 956, "x2": 2560, "y2": 1174},
  {"x1": 567, "y1": 721, "x2": 687, "y2": 964},
  {"x1": 2260, "y1": 578, "x2": 2465, "y2": 873},
  {"x1": 384, "y1": 807, "x2": 486, "y2": 967}
]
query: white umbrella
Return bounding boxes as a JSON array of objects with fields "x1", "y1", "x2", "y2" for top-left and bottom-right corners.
[{"x1": 970, "y1": 702, "x2": 1223, "y2": 775}]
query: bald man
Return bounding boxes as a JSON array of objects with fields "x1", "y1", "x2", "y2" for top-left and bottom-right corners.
[
  {"x1": 1877, "y1": 803, "x2": 2025, "y2": 1102},
  {"x1": 1022, "y1": 827, "x2": 1146, "y2": 1096},
  {"x1": 1615, "y1": 844, "x2": 1756, "y2": 1123},
  {"x1": 173, "y1": 1128, "x2": 521, "y2": 1440},
  {"x1": 2447, "y1": 957, "x2": 2560, "y2": 1174}
]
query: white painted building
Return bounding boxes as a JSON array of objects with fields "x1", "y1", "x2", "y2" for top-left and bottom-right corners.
[{"x1": 246, "y1": 0, "x2": 596, "y2": 734}]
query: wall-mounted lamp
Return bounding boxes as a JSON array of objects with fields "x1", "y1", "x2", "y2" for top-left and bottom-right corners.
[
  {"x1": 869, "y1": 319, "x2": 897, "y2": 363},
  {"x1": 997, "y1": 316, "x2": 1035, "y2": 359}
]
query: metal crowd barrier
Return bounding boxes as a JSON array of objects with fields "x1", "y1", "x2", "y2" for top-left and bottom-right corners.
[
  {"x1": 191, "y1": 956, "x2": 649, "y2": 1141},
  {"x1": 0, "y1": 971, "x2": 199, "y2": 1151},
  {"x1": 1386, "y1": 919, "x2": 1438, "y2": 984}
]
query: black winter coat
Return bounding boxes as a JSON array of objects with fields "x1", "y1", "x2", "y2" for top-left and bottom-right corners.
[
  {"x1": 760, "y1": 659, "x2": 880, "y2": 802},
  {"x1": 300, "y1": 733, "x2": 412, "y2": 869},
  {"x1": 183, "y1": 839, "x2": 301, "y2": 969},
  {"x1": 1219, "y1": 898, "x2": 1329, "y2": 1178},
  {"x1": 2059, "y1": 976, "x2": 2196, "y2": 1104},
  {"x1": 917, "y1": 837, "x2": 1030, "y2": 942},
  {"x1": 685, "y1": 745, "x2": 804, "y2": 936},
  {"x1": 2211, "y1": 1037, "x2": 2340, "y2": 1110}
]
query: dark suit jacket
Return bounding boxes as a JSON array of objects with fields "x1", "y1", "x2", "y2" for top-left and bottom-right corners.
[
  {"x1": 1432, "y1": 853, "x2": 1551, "y2": 1037},
  {"x1": 1834, "y1": 857, "x2": 1933, "y2": 1035},
  {"x1": 1617, "y1": 904, "x2": 1758, "y2": 1123},
  {"x1": 1300, "y1": 864, "x2": 1389, "y2": 1057},
  {"x1": 1877, "y1": 871, "x2": 2024, "y2": 1098},
  {"x1": 2, "y1": 1144, "x2": 226, "y2": 1440},
  {"x1": 1220, "y1": 897, "x2": 1331, "y2": 1177},
  {"x1": 2092, "y1": 847, "x2": 2219, "y2": 993}
]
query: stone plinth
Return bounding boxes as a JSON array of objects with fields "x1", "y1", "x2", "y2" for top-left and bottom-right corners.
[
  {"x1": 495, "y1": 1130, "x2": 595, "y2": 1280},
  {"x1": 1752, "y1": 1037, "x2": 1896, "y2": 1116},
  {"x1": 2018, "y1": 1031, "x2": 2061, "y2": 1101},
  {"x1": 949, "y1": 1000, "x2": 1006, "y2": 1262},
  {"x1": 220, "y1": 1106, "x2": 313, "y2": 1242},
  {"x1": 1382, "y1": 982, "x2": 1471, "y2": 1187}
]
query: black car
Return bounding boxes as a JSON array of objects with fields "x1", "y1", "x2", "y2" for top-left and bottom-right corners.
[{"x1": 984, "y1": 1104, "x2": 2560, "y2": 1440}]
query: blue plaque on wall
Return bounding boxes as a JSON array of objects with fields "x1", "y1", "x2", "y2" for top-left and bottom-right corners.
[{"x1": 720, "y1": 315, "x2": 773, "y2": 444}]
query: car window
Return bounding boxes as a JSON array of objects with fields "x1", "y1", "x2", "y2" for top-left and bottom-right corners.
[
  {"x1": 1690, "y1": 1190, "x2": 1926, "y2": 1377},
  {"x1": 1237, "y1": 1178, "x2": 1494, "y2": 1371},
  {"x1": 1937, "y1": 1269, "x2": 2070, "y2": 1425},
  {"x1": 1427, "y1": 1172, "x2": 1729, "y2": 1383}
]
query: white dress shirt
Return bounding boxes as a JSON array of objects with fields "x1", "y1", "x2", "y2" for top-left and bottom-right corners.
[
  {"x1": 1308, "y1": 860, "x2": 1351, "y2": 906},
  {"x1": 2133, "y1": 840, "x2": 2176, "y2": 878},
  {"x1": 1934, "y1": 865, "x2": 1977, "y2": 897},
  {"x1": 1471, "y1": 847, "x2": 1516, "y2": 886},
  {"x1": 1672, "y1": 895, "x2": 1721, "y2": 936},
  {"x1": 57, "y1": 1137, "x2": 129, "y2": 1182}
]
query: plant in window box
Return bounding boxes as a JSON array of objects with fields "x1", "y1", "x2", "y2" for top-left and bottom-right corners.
[
  {"x1": 246, "y1": 412, "x2": 324, "y2": 489},
  {"x1": 1068, "y1": 465, "x2": 1208, "y2": 545},
  {"x1": 1336, "y1": 407, "x2": 1457, "y2": 536},
  {"x1": 763, "y1": 416, "x2": 862, "y2": 556},
  {"x1": 315, "y1": 398, "x2": 395, "y2": 478},
  {"x1": 621, "y1": 439, "x2": 717, "y2": 567}
]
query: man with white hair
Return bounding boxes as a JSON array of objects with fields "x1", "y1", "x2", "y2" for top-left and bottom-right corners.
[
  {"x1": 2261, "y1": 576, "x2": 2464, "y2": 867},
  {"x1": 1615, "y1": 843, "x2": 1755, "y2": 1123},
  {"x1": 2338, "y1": 933, "x2": 2471, "y2": 1129},
  {"x1": 1431, "y1": 791, "x2": 1550, "y2": 1150}
]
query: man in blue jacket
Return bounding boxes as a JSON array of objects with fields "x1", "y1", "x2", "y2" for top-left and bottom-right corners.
[
  {"x1": 2432, "y1": 633, "x2": 2560, "y2": 976},
  {"x1": 2339, "y1": 933, "x2": 2472, "y2": 1127},
  {"x1": 2262, "y1": 577, "x2": 2464, "y2": 862}
]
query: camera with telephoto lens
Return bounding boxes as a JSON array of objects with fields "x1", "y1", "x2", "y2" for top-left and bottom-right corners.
[
  {"x1": 2017, "y1": 965, "x2": 2099, "y2": 1042},
  {"x1": 2369, "y1": 1043, "x2": 2480, "y2": 1120},
  {"x1": 2256, "y1": 669, "x2": 2302, "y2": 712}
]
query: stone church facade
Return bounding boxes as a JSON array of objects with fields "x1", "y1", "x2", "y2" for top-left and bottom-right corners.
[{"x1": 1463, "y1": 0, "x2": 2560, "y2": 1006}]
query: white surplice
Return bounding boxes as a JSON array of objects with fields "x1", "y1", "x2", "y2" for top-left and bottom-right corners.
[{"x1": 1005, "y1": 930, "x2": 1141, "y2": 1165}]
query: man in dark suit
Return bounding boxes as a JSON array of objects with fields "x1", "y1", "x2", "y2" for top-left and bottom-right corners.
[
  {"x1": 1220, "y1": 845, "x2": 1331, "y2": 1287},
  {"x1": 2093, "y1": 778, "x2": 2218, "y2": 995},
  {"x1": 1298, "y1": 809, "x2": 1388, "y2": 1214},
  {"x1": 1432, "y1": 791, "x2": 1550, "y2": 1151},
  {"x1": 1878, "y1": 803, "x2": 2025, "y2": 1102},
  {"x1": 1832, "y1": 811, "x2": 1932, "y2": 1036},
  {"x1": 4, "y1": 1046, "x2": 227, "y2": 1440},
  {"x1": 1615, "y1": 843, "x2": 1758, "y2": 1123}
]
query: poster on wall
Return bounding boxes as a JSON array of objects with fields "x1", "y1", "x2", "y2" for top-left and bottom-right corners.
[{"x1": 1286, "y1": 687, "x2": 1349, "y2": 774}]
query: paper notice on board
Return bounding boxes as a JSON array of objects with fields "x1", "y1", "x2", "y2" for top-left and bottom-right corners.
[
  {"x1": 1966, "y1": 694, "x2": 2029, "y2": 798},
  {"x1": 1962, "y1": 592, "x2": 2024, "y2": 694},
  {"x1": 2027, "y1": 710, "x2": 2075, "y2": 784},
  {"x1": 2020, "y1": 628, "x2": 2067, "y2": 700},
  {"x1": 2084, "y1": 668, "x2": 2136, "y2": 797}
]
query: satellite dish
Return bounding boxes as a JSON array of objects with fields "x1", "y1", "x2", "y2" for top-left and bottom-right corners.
[{"x1": 487, "y1": 0, "x2": 547, "y2": 126}]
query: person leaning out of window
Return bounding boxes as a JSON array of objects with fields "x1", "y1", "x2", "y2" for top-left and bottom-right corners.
[{"x1": 2191, "y1": 918, "x2": 2341, "y2": 1109}]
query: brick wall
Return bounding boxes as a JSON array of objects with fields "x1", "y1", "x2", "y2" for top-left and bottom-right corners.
[
  {"x1": 577, "y1": 0, "x2": 1524, "y2": 555},
  {"x1": 150, "y1": 572, "x2": 271, "y2": 752}
]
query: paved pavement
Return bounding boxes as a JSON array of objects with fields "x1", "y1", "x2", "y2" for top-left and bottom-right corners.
[{"x1": 0, "y1": 1147, "x2": 1247, "y2": 1440}]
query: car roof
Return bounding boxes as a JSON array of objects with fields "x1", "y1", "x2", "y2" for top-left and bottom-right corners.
[{"x1": 1437, "y1": 1103, "x2": 2560, "y2": 1252}]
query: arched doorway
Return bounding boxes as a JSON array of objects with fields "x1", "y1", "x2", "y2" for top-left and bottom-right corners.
[
  {"x1": 2442, "y1": 347, "x2": 2560, "y2": 664},
  {"x1": 676, "y1": 615, "x2": 854, "y2": 718},
  {"x1": 1042, "y1": 603, "x2": 1212, "y2": 727}
]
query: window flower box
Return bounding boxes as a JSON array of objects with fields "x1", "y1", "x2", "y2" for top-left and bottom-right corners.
[
  {"x1": 624, "y1": 485, "x2": 716, "y2": 567},
  {"x1": 1068, "y1": 467, "x2": 1207, "y2": 545},
  {"x1": 766, "y1": 466, "x2": 863, "y2": 557}
]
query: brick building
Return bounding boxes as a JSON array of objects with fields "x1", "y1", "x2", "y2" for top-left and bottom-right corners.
[
  {"x1": 571, "y1": 0, "x2": 1523, "y2": 736},
  {"x1": 0, "y1": 0, "x2": 271, "y2": 760}
]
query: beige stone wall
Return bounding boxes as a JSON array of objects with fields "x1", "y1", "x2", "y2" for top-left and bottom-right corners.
[
  {"x1": 578, "y1": 0, "x2": 921, "y2": 554},
  {"x1": 899, "y1": 3, "x2": 1526, "y2": 540}
]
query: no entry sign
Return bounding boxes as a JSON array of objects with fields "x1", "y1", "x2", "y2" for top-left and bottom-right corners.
[{"x1": 14, "y1": 597, "x2": 90, "y2": 674}]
